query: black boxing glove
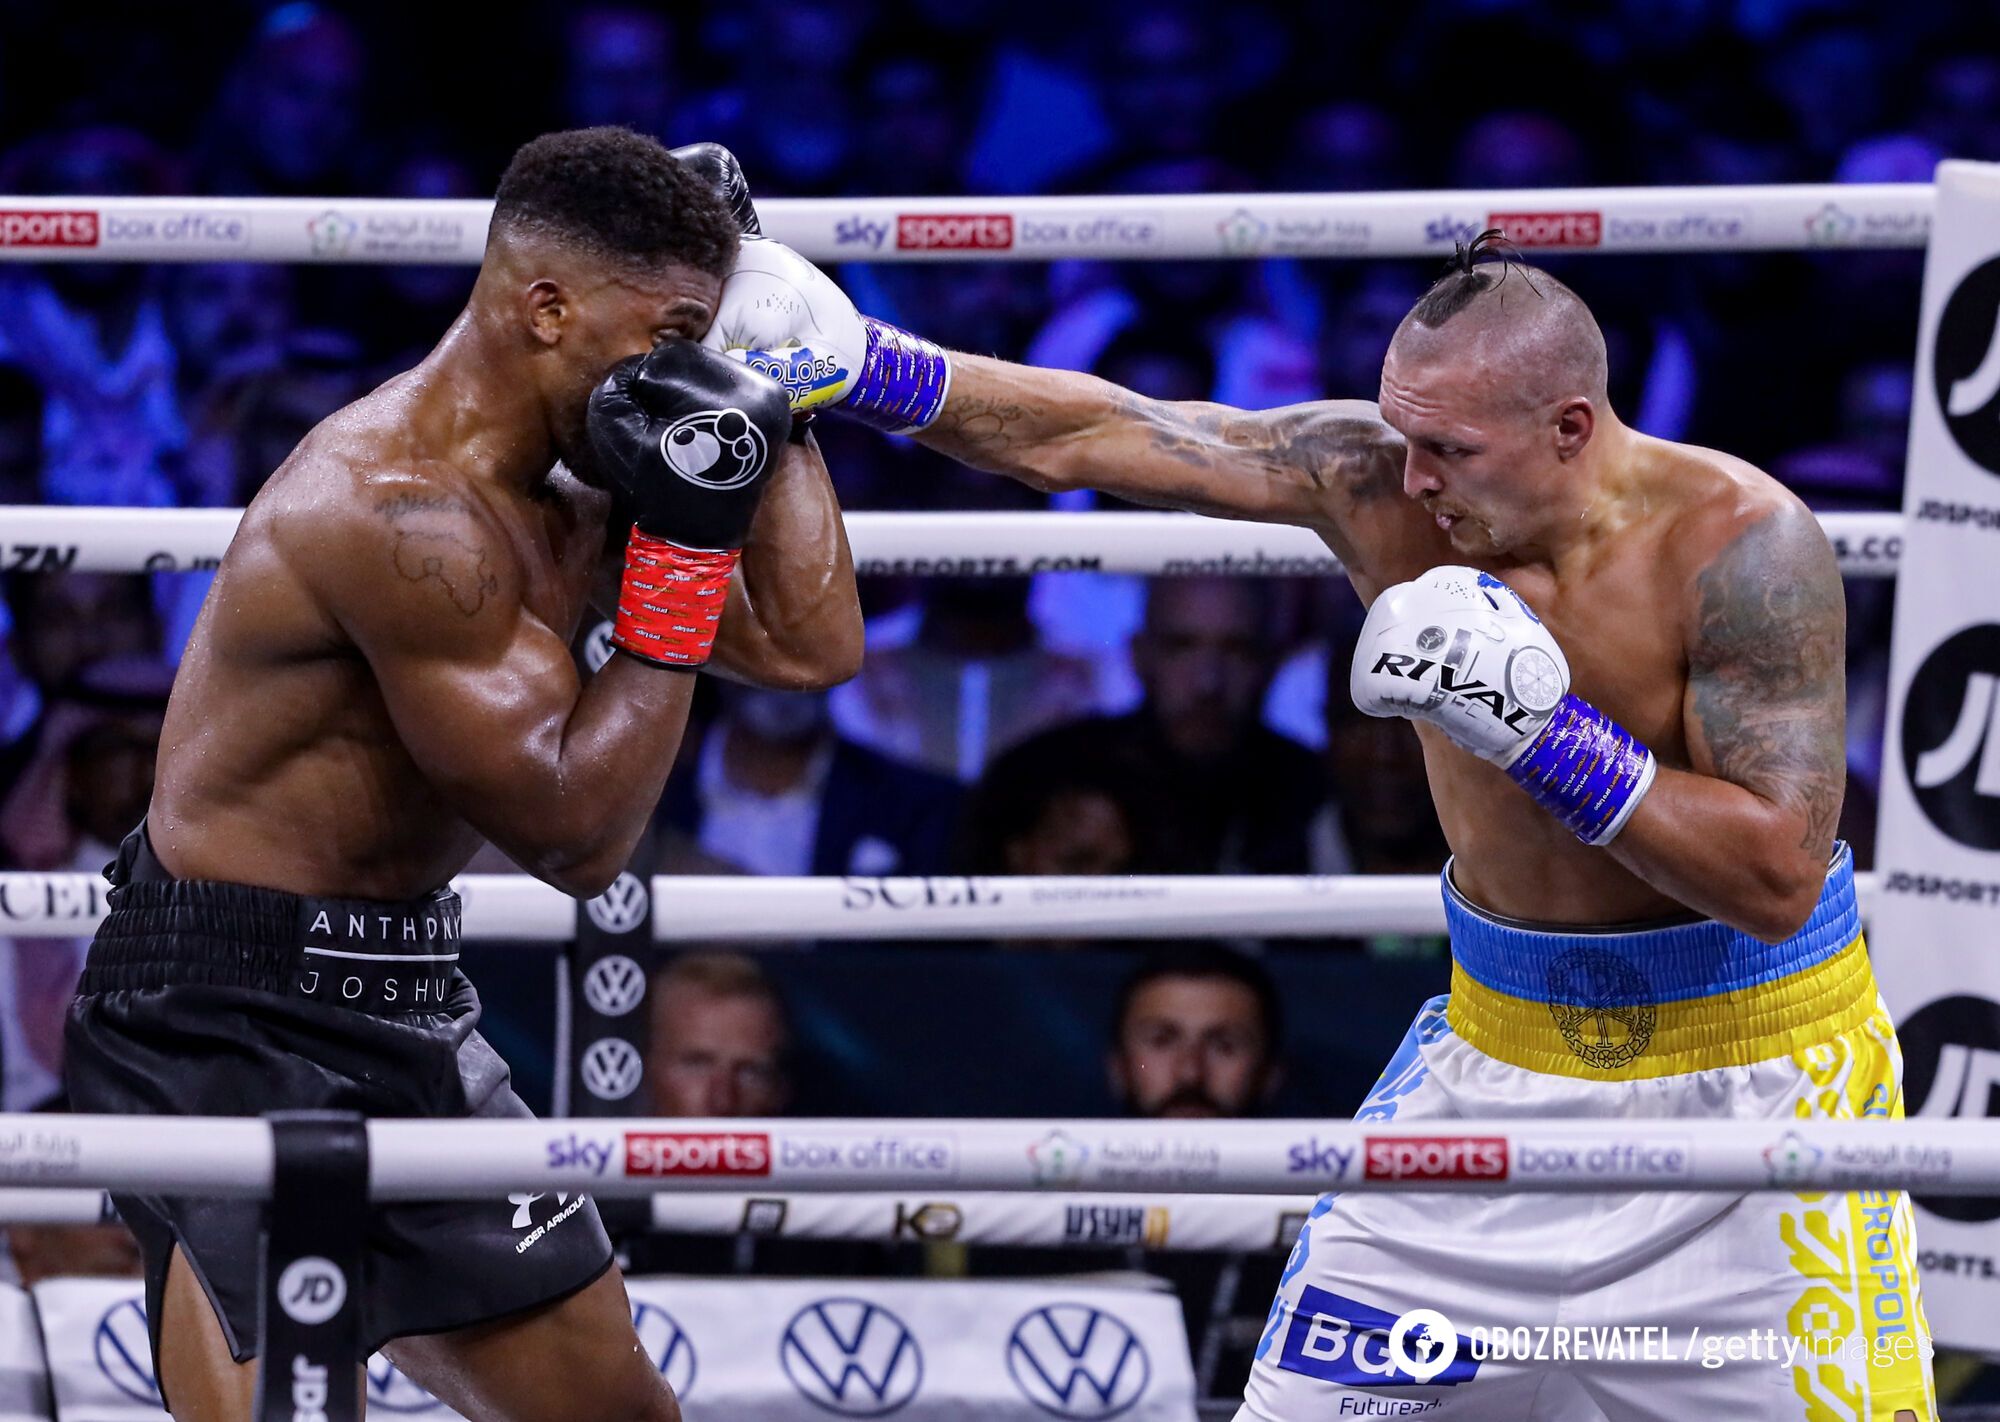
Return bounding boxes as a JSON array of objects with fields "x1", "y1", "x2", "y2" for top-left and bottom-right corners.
[
  {"x1": 669, "y1": 142, "x2": 761, "y2": 236},
  {"x1": 586, "y1": 341, "x2": 792, "y2": 667}
]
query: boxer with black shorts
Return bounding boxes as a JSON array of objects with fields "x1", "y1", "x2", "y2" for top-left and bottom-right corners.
[{"x1": 63, "y1": 128, "x2": 862, "y2": 1422}]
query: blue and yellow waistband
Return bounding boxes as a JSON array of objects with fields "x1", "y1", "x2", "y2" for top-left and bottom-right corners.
[{"x1": 1442, "y1": 845, "x2": 1877, "y2": 1078}]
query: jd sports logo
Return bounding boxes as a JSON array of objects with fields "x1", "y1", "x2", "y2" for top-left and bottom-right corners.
[
  {"x1": 1935, "y1": 254, "x2": 2000, "y2": 474},
  {"x1": 277, "y1": 1256, "x2": 348, "y2": 1326},
  {"x1": 1900, "y1": 625, "x2": 2000, "y2": 849},
  {"x1": 1902, "y1": 994, "x2": 2000, "y2": 1222}
]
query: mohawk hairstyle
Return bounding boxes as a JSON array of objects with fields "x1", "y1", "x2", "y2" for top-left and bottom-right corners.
[
  {"x1": 490, "y1": 127, "x2": 739, "y2": 276},
  {"x1": 1409, "y1": 227, "x2": 1545, "y2": 328}
]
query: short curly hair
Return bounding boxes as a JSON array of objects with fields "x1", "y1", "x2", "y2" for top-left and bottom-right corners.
[{"x1": 491, "y1": 127, "x2": 739, "y2": 276}]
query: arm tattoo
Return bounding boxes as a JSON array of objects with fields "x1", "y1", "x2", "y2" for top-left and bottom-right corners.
[
  {"x1": 378, "y1": 494, "x2": 499, "y2": 617},
  {"x1": 923, "y1": 392, "x2": 1037, "y2": 462},
  {"x1": 1116, "y1": 395, "x2": 1404, "y2": 502},
  {"x1": 1688, "y1": 505, "x2": 1847, "y2": 853}
]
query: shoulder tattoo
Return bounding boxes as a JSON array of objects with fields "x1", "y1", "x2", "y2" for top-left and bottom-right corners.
[
  {"x1": 1688, "y1": 504, "x2": 1846, "y2": 853},
  {"x1": 377, "y1": 493, "x2": 500, "y2": 618}
]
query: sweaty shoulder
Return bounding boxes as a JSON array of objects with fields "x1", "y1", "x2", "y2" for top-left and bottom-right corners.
[
  {"x1": 264, "y1": 419, "x2": 527, "y2": 658},
  {"x1": 1653, "y1": 441, "x2": 1830, "y2": 594},
  {"x1": 1654, "y1": 441, "x2": 1843, "y2": 669}
]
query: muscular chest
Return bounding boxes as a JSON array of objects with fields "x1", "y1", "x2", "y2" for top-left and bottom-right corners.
[
  {"x1": 1487, "y1": 559, "x2": 1690, "y2": 760},
  {"x1": 506, "y1": 475, "x2": 611, "y2": 636}
]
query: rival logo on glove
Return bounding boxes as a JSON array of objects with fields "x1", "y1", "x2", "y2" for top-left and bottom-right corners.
[{"x1": 1367, "y1": 651, "x2": 1547, "y2": 734}]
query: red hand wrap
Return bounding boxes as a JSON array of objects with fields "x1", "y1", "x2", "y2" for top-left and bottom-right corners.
[{"x1": 612, "y1": 529, "x2": 740, "y2": 668}]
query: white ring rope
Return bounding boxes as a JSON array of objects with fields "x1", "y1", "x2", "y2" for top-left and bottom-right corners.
[
  {"x1": 0, "y1": 1115, "x2": 1983, "y2": 1197},
  {"x1": 0, "y1": 507, "x2": 1907, "y2": 579},
  {"x1": 0, "y1": 869, "x2": 1889, "y2": 940},
  {"x1": 0, "y1": 1186, "x2": 1313, "y2": 1250},
  {"x1": 0, "y1": 184, "x2": 1931, "y2": 264}
]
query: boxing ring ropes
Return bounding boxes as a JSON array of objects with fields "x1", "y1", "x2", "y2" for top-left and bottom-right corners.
[{"x1": 0, "y1": 181, "x2": 1959, "y2": 1410}]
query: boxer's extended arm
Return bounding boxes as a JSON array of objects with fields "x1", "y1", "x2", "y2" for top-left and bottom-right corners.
[
  {"x1": 915, "y1": 355, "x2": 1430, "y2": 595},
  {"x1": 323, "y1": 489, "x2": 695, "y2": 898},
  {"x1": 694, "y1": 241, "x2": 1429, "y2": 591},
  {"x1": 1608, "y1": 502, "x2": 1847, "y2": 941},
  {"x1": 708, "y1": 429, "x2": 862, "y2": 688}
]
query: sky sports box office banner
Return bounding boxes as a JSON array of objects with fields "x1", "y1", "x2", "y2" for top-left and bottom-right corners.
[
  {"x1": 1878, "y1": 158, "x2": 2000, "y2": 1353},
  {"x1": 13, "y1": 1278, "x2": 1197, "y2": 1422}
]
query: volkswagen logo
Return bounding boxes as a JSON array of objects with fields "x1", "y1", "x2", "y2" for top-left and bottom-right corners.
[
  {"x1": 583, "y1": 954, "x2": 647, "y2": 1017},
  {"x1": 1006, "y1": 1305, "x2": 1150, "y2": 1419},
  {"x1": 632, "y1": 1301, "x2": 699, "y2": 1399},
  {"x1": 580, "y1": 1037, "x2": 644, "y2": 1101},
  {"x1": 94, "y1": 1297, "x2": 159, "y2": 1406},
  {"x1": 659, "y1": 407, "x2": 768, "y2": 490},
  {"x1": 780, "y1": 1297, "x2": 923, "y2": 1416},
  {"x1": 585, "y1": 873, "x2": 650, "y2": 935},
  {"x1": 366, "y1": 1356, "x2": 446, "y2": 1414}
]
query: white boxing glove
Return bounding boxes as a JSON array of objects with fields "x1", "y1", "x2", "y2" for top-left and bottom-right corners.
[
  {"x1": 1351, "y1": 566, "x2": 1569, "y2": 764},
  {"x1": 1349, "y1": 566, "x2": 1657, "y2": 845},
  {"x1": 700, "y1": 238, "x2": 951, "y2": 433}
]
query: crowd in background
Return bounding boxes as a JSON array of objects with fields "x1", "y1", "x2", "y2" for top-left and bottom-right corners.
[
  {"x1": 0, "y1": 0, "x2": 1975, "y2": 1094},
  {"x1": 0, "y1": 0, "x2": 1991, "y2": 1398}
]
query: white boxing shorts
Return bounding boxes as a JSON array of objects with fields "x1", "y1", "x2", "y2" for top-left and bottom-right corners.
[{"x1": 1239, "y1": 845, "x2": 1936, "y2": 1421}]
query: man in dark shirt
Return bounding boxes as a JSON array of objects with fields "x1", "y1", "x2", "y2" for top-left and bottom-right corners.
[{"x1": 995, "y1": 577, "x2": 1325, "y2": 873}]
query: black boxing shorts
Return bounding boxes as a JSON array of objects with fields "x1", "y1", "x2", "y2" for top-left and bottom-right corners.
[{"x1": 63, "y1": 823, "x2": 614, "y2": 1375}]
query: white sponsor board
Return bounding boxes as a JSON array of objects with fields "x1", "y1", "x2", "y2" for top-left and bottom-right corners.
[
  {"x1": 25, "y1": 1276, "x2": 1195, "y2": 1422},
  {"x1": 1871, "y1": 158, "x2": 2000, "y2": 1353},
  {"x1": 0, "y1": 1287, "x2": 48, "y2": 1422}
]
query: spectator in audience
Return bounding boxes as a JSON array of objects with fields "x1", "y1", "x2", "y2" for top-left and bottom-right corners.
[
  {"x1": 0, "y1": 127, "x2": 184, "y2": 510},
  {"x1": 0, "y1": 653, "x2": 170, "y2": 872},
  {"x1": 196, "y1": 3, "x2": 371, "y2": 195},
  {"x1": 0, "y1": 656, "x2": 169, "y2": 1119},
  {"x1": 165, "y1": 262, "x2": 295, "y2": 508},
  {"x1": 831, "y1": 572, "x2": 1100, "y2": 782},
  {"x1": 4, "y1": 574, "x2": 160, "y2": 703},
  {"x1": 1108, "y1": 945, "x2": 1284, "y2": 1118},
  {"x1": 996, "y1": 579, "x2": 1326, "y2": 872},
  {"x1": 646, "y1": 953, "x2": 793, "y2": 1118},
  {"x1": 662, "y1": 682, "x2": 962, "y2": 876},
  {"x1": 1315, "y1": 682, "x2": 1449, "y2": 881},
  {"x1": 214, "y1": 329, "x2": 373, "y2": 507},
  {"x1": 962, "y1": 729, "x2": 1171, "y2": 875}
]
